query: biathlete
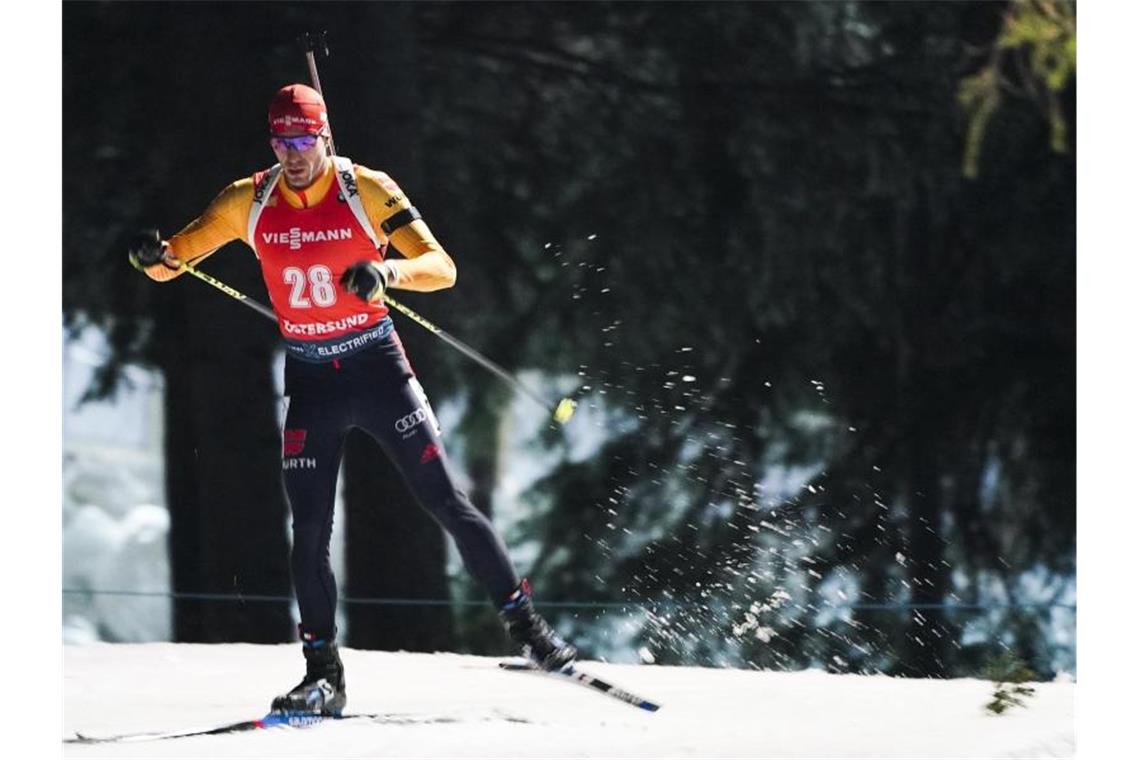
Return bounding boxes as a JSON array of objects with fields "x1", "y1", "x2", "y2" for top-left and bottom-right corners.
[{"x1": 127, "y1": 83, "x2": 577, "y2": 716}]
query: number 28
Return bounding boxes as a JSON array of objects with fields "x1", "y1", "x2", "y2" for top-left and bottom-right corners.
[{"x1": 283, "y1": 266, "x2": 337, "y2": 308}]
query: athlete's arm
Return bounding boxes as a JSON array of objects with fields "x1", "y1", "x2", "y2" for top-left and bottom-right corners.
[
  {"x1": 140, "y1": 180, "x2": 253, "y2": 282},
  {"x1": 356, "y1": 167, "x2": 457, "y2": 292}
]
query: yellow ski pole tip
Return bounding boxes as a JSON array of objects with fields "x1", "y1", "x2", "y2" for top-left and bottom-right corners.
[{"x1": 553, "y1": 398, "x2": 577, "y2": 425}]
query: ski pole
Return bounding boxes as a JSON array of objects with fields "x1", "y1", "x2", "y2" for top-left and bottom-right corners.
[
  {"x1": 297, "y1": 31, "x2": 577, "y2": 424},
  {"x1": 380, "y1": 294, "x2": 577, "y2": 422},
  {"x1": 169, "y1": 253, "x2": 277, "y2": 322},
  {"x1": 168, "y1": 252, "x2": 578, "y2": 424}
]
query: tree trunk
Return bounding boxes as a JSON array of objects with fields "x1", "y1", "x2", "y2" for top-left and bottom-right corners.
[
  {"x1": 897, "y1": 187, "x2": 955, "y2": 677},
  {"x1": 903, "y1": 401, "x2": 954, "y2": 677},
  {"x1": 163, "y1": 262, "x2": 293, "y2": 643}
]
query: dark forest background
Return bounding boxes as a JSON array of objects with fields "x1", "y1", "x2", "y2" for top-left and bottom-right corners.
[{"x1": 62, "y1": 1, "x2": 1075, "y2": 678}]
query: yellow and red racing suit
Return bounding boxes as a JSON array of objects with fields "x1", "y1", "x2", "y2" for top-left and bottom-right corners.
[{"x1": 141, "y1": 159, "x2": 455, "y2": 361}]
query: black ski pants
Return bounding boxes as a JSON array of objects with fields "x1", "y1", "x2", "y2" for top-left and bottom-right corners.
[{"x1": 281, "y1": 329, "x2": 519, "y2": 639}]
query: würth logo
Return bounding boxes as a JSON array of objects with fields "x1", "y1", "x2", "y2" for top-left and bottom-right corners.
[
  {"x1": 283, "y1": 429, "x2": 307, "y2": 456},
  {"x1": 262, "y1": 227, "x2": 354, "y2": 251}
]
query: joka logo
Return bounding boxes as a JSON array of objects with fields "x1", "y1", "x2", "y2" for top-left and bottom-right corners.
[
  {"x1": 420, "y1": 443, "x2": 441, "y2": 464},
  {"x1": 253, "y1": 172, "x2": 274, "y2": 204},
  {"x1": 339, "y1": 169, "x2": 359, "y2": 198},
  {"x1": 395, "y1": 408, "x2": 428, "y2": 434},
  {"x1": 283, "y1": 429, "x2": 307, "y2": 456}
]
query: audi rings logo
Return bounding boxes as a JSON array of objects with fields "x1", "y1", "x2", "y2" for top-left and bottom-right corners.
[{"x1": 395, "y1": 408, "x2": 427, "y2": 434}]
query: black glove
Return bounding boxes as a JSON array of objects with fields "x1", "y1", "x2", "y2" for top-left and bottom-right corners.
[
  {"x1": 341, "y1": 260, "x2": 395, "y2": 303},
  {"x1": 127, "y1": 229, "x2": 167, "y2": 271}
]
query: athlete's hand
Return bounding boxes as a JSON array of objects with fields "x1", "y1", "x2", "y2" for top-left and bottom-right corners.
[
  {"x1": 127, "y1": 229, "x2": 169, "y2": 271},
  {"x1": 341, "y1": 260, "x2": 396, "y2": 303}
]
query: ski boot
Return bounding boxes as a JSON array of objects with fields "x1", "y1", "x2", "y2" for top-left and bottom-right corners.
[
  {"x1": 270, "y1": 630, "x2": 346, "y2": 716},
  {"x1": 499, "y1": 579, "x2": 578, "y2": 671}
]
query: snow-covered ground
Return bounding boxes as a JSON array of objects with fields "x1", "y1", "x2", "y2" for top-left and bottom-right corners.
[{"x1": 63, "y1": 643, "x2": 1074, "y2": 758}]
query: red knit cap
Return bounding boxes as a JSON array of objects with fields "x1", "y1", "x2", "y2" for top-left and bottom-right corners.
[{"x1": 268, "y1": 84, "x2": 328, "y2": 135}]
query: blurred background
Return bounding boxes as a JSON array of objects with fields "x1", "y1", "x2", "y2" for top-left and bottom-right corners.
[{"x1": 62, "y1": 1, "x2": 1075, "y2": 679}]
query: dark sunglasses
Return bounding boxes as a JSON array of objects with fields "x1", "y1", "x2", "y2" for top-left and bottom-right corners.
[{"x1": 270, "y1": 134, "x2": 320, "y2": 152}]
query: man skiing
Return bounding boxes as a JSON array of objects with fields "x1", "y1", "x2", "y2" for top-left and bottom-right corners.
[{"x1": 128, "y1": 83, "x2": 577, "y2": 716}]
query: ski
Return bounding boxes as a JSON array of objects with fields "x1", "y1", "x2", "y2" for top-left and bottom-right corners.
[
  {"x1": 499, "y1": 660, "x2": 661, "y2": 712},
  {"x1": 65, "y1": 710, "x2": 378, "y2": 744}
]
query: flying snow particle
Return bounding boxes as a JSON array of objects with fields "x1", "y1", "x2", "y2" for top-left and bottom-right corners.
[
  {"x1": 587, "y1": 234, "x2": 598, "y2": 240},
  {"x1": 682, "y1": 375, "x2": 696, "y2": 382},
  {"x1": 770, "y1": 589, "x2": 792, "y2": 605},
  {"x1": 638, "y1": 647, "x2": 656, "y2": 664}
]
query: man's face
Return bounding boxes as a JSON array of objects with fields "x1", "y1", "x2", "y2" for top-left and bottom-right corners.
[{"x1": 270, "y1": 131, "x2": 329, "y2": 189}]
